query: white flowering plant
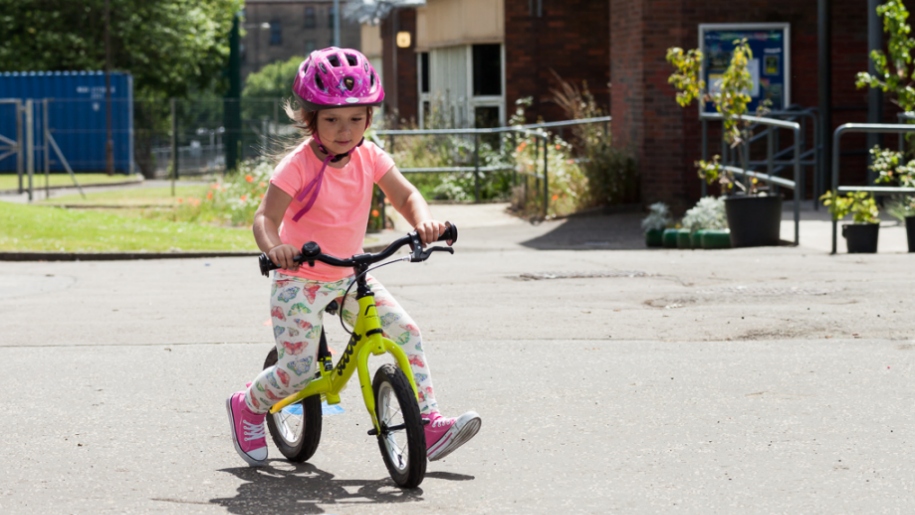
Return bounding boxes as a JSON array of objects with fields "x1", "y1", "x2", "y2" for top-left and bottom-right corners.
[
  {"x1": 680, "y1": 196, "x2": 727, "y2": 232},
  {"x1": 641, "y1": 202, "x2": 672, "y2": 233}
]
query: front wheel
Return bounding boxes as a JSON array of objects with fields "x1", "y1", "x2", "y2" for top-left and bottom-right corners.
[
  {"x1": 373, "y1": 364, "x2": 426, "y2": 488},
  {"x1": 263, "y1": 348, "x2": 322, "y2": 462}
]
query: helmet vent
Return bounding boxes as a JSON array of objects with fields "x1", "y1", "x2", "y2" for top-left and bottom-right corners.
[
  {"x1": 327, "y1": 55, "x2": 341, "y2": 67},
  {"x1": 345, "y1": 54, "x2": 358, "y2": 66},
  {"x1": 343, "y1": 77, "x2": 355, "y2": 91},
  {"x1": 319, "y1": 62, "x2": 327, "y2": 74},
  {"x1": 314, "y1": 74, "x2": 326, "y2": 92}
]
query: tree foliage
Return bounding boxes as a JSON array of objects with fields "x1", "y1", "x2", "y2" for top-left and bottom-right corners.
[
  {"x1": 856, "y1": 0, "x2": 915, "y2": 112},
  {"x1": 0, "y1": 0, "x2": 243, "y2": 99},
  {"x1": 241, "y1": 55, "x2": 304, "y2": 121}
]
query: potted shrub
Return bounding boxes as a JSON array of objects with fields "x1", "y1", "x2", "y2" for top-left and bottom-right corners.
[
  {"x1": 681, "y1": 196, "x2": 730, "y2": 249},
  {"x1": 868, "y1": 146, "x2": 915, "y2": 252},
  {"x1": 641, "y1": 202, "x2": 672, "y2": 247},
  {"x1": 820, "y1": 190, "x2": 881, "y2": 253},
  {"x1": 667, "y1": 39, "x2": 781, "y2": 248},
  {"x1": 886, "y1": 197, "x2": 915, "y2": 252},
  {"x1": 856, "y1": 1, "x2": 915, "y2": 252}
]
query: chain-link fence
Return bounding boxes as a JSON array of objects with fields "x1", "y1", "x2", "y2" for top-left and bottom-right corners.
[{"x1": 135, "y1": 97, "x2": 292, "y2": 179}]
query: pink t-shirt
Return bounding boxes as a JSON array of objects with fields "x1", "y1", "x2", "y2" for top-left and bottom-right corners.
[{"x1": 270, "y1": 138, "x2": 394, "y2": 281}]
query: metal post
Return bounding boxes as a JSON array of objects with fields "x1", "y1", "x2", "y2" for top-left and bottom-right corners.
[
  {"x1": 105, "y1": 0, "x2": 114, "y2": 176},
  {"x1": 793, "y1": 126, "x2": 801, "y2": 245},
  {"x1": 43, "y1": 99, "x2": 50, "y2": 198},
  {"x1": 701, "y1": 118, "x2": 708, "y2": 197},
  {"x1": 16, "y1": 100, "x2": 23, "y2": 194},
  {"x1": 171, "y1": 98, "x2": 178, "y2": 196},
  {"x1": 473, "y1": 133, "x2": 480, "y2": 202},
  {"x1": 333, "y1": 0, "x2": 341, "y2": 47},
  {"x1": 767, "y1": 127, "x2": 774, "y2": 194},
  {"x1": 24, "y1": 100, "x2": 34, "y2": 202},
  {"x1": 224, "y1": 13, "x2": 241, "y2": 172},
  {"x1": 542, "y1": 133, "x2": 549, "y2": 219}
]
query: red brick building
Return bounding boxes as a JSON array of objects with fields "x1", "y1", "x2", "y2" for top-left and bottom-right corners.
[{"x1": 373, "y1": 0, "x2": 899, "y2": 210}]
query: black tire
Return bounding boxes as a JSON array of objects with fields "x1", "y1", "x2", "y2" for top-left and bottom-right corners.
[
  {"x1": 262, "y1": 347, "x2": 322, "y2": 462},
  {"x1": 372, "y1": 364, "x2": 427, "y2": 488}
]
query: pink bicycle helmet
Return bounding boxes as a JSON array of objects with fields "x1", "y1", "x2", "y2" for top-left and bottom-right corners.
[{"x1": 292, "y1": 47, "x2": 384, "y2": 111}]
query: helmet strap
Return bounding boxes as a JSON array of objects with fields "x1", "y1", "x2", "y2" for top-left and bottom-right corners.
[{"x1": 291, "y1": 135, "x2": 365, "y2": 221}]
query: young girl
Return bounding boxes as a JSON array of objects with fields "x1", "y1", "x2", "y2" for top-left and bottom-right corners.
[{"x1": 227, "y1": 47, "x2": 481, "y2": 467}]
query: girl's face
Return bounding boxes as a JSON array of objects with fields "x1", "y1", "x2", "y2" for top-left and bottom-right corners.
[{"x1": 313, "y1": 106, "x2": 369, "y2": 156}]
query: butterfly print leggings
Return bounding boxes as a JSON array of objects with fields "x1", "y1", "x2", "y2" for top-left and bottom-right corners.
[{"x1": 245, "y1": 272, "x2": 439, "y2": 415}]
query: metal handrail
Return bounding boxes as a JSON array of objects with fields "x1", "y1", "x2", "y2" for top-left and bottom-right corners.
[
  {"x1": 699, "y1": 114, "x2": 803, "y2": 245},
  {"x1": 701, "y1": 108, "x2": 822, "y2": 205},
  {"x1": 830, "y1": 122, "x2": 915, "y2": 254}
]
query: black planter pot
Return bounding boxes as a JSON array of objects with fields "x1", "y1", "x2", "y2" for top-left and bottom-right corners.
[
  {"x1": 723, "y1": 195, "x2": 782, "y2": 248},
  {"x1": 841, "y1": 223, "x2": 880, "y2": 253},
  {"x1": 906, "y1": 216, "x2": 915, "y2": 253}
]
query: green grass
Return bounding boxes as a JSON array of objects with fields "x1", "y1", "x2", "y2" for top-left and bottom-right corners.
[
  {"x1": 39, "y1": 185, "x2": 208, "y2": 206},
  {"x1": 0, "y1": 201, "x2": 257, "y2": 252},
  {"x1": 0, "y1": 173, "x2": 143, "y2": 191}
]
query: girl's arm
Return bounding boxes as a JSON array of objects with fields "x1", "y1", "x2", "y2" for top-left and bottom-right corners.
[
  {"x1": 253, "y1": 184, "x2": 300, "y2": 270},
  {"x1": 377, "y1": 165, "x2": 452, "y2": 245}
]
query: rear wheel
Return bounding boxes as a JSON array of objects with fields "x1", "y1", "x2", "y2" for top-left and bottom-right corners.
[
  {"x1": 263, "y1": 348, "x2": 322, "y2": 462},
  {"x1": 372, "y1": 364, "x2": 426, "y2": 488}
]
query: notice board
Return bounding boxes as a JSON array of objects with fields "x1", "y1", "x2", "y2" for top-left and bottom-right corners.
[{"x1": 698, "y1": 23, "x2": 790, "y2": 115}]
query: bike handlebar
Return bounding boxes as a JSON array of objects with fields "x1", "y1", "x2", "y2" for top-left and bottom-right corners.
[{"x1": 258, "y1": 223, "x2": 458, "y2": 277}]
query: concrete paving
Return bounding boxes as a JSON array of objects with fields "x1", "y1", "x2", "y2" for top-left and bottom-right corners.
[{"x1": 1, "y1": 200, "x2": 914, "y2": 514}]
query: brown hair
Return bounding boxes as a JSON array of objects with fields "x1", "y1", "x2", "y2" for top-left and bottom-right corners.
[{"x1": 282, "y1": 100, "x2": 374, "y2": 137}]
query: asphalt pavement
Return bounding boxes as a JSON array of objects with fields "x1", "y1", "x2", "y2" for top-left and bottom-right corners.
[{"x1": 1, "y1": 198, "x2": 914, "y2": 514}]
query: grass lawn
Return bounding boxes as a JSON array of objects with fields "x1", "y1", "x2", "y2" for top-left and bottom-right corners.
[
  {"x1": 0, "y1": 173, "x2": 142, "y2": 191},
  {"x1": 0, "y1": 201, "x2": 257, "y2": 253},
  {"x1": 39, "y1": 185, "x2": 209, "y2": 207}
]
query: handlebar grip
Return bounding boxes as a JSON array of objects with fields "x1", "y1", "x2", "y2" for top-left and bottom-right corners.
[
  {"x1": 258, "y1": 253, "x2": 279, "y2": 277},
  {"x1": 438, "y1": 223, "x2": 458, "y2": 243}
]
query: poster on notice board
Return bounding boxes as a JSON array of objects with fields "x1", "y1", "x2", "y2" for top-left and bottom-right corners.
[{"x1": 698, "y1": 23, "x2": 790, "y2": 116}]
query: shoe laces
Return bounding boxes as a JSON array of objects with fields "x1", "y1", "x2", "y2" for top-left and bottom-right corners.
[
  {"x1": 243, "y1": 419, "x2": 266, "y2": 442},
  {"x1": 429, "y1": 416, "x2": 453, "y2": 429}
]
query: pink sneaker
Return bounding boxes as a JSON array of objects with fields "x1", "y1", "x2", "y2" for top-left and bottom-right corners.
[
  {"x1": 226, "y1": 391, "x2": 267, "y2": 466},
  {"x1": 423, "y1": 411, "x2": 482, "y2": 461}
]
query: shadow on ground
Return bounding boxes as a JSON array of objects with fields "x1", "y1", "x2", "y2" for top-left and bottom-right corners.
[
  {"x1": 205, "y1": 462, "x2": 473, "y2": 514},
  {"x1": 519, "y1": 211, "x2": 647, "y2": 250}
]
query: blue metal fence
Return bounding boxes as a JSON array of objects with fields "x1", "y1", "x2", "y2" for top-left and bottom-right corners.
[{"x1": 0, "y1": 71, "x2": 134, "y2": 173}]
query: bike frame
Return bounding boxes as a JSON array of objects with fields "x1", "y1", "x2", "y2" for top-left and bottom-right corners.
[{"x1": 266, "y1": 275, "x2": 420, "y2": 435}]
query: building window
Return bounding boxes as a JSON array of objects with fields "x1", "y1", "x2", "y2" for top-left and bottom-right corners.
[
  {"x1": 269, "y1": 21, "x2": 282, "y2": 46},
  {"x1": 420, "y1": 52, "x2": 429, "y2": 94},
  {"x1": 472, "y1": 44, "x2": 501, "y2": 96},
  {"x1": 304, "y1": 6, "x2": 316, "y2": 28},
  {"x1": 474, "y1": 106, "x2": 500, "y2": 129},
  {"x1": 305, "y1": 40, "x2": 316, "y2": 54},
  {"x1": 328, "y1": 6, "x2": 336, "y2": 29}
]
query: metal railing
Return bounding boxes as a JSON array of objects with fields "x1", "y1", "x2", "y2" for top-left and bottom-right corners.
[
  {"x1": 701, "y1": 107, "x2": 821, "y2": 205},
  {"x1": 830, "y1": 123, "x2": 915, "y2": 254},
  {"x1": 699, "y1": 113, "x2": 803, "y2": 245},
  {"x1": 373, "y1": 116, "x2": 611, "y2": 219}
]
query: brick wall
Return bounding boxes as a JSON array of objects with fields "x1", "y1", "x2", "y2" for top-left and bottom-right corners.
[
  {"x1": 504, "y1": 0, "x2": 611, "y2": 123},
  {"x1": 612, "y1": 0, "x2": 901, "y2": 211},
  {"x1": 380, "y1": 9, "x2": 418, "y2": 125}
]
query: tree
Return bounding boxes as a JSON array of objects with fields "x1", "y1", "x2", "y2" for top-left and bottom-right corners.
[
  {"x1": 0, "y1": 0, "x2": 243, "y2": 177},
  {"x1": 0, "y1": 0, "x2": 242, "y2": 99},
  {"x1": 241, "y1": 55, "x2": 305, "y2": 123},
  {"x1": 856, "y1": 0, "x2": 915, "y2": 113}
]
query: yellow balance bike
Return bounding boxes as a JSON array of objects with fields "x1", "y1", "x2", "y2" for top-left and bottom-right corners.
[{"x1": 257, "y1": 224, "x2": 457, "y2": 489}]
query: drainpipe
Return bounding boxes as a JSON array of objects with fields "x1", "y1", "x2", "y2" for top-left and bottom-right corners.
[
  {"x1": 867, "y1": 0, "x2": 883, "y2": 184},
  {"x1": 818, "y1": 0, "x2": 832, "y2": 202}
]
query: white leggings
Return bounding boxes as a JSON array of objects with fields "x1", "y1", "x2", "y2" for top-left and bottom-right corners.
[{"x1": 245, "y1": 272, "x2": 439, "y2": 415}]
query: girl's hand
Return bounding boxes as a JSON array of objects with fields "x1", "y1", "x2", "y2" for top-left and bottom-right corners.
[
  {"x1": 414, "y1": 220, "x2": 452, "y2": 246},
  {"x1": 268, "y1": 244, "x2": 301, "y2": 271}
]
